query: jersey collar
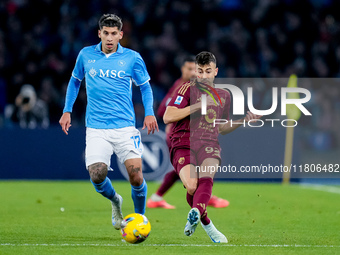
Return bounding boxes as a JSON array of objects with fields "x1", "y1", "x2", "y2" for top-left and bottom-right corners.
[{"x1": 95, "y1": 42, "x2": 124, "y2": 54}]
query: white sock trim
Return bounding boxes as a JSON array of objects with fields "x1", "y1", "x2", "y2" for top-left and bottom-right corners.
[{"x1": 150, "y1": 193, "x2": 163, "y2": 202}]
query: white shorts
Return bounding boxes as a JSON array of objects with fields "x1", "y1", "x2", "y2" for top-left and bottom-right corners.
[{"x1": 85, "y1": 126, "x2": 143, "y2": 169}]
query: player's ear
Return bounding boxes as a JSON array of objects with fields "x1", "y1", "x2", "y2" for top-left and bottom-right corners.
[
  {"x1": 98, "y1": 30, "x2": 101, "y2": 38},
  {"x1": 119, "y1": 31, "x2": 123, "y2": 39},
  {"x1": 215, "y1": 67, "x2": 218, "y2": 77}
]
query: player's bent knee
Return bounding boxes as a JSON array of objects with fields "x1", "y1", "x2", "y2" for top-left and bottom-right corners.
[
  {"x1": 88, "y1": 162, "x2": 108, "y2": 184},
  {"x1": 186, "y1": 181, "x2": 197, "y2": 195},
  {"x1": 125, "y1": 162, "x2": 143, "y2": 186},
  {"x1": 129, "y1": 173, "x2": 143, "y2": 187}
]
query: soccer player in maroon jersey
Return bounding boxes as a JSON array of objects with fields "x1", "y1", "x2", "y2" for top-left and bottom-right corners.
[
  {"x1": 147, "y1": 56, "x2": 229, "y2": 209},
  {"x1": 163, "y1": 51, "x2": 261, "y2": 243}
]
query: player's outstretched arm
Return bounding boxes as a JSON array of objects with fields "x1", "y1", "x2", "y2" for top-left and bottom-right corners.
[
  {"x1": 60, "y1": 75, "x2": 82, "y2": 135},
  {"x1": 219, "y1": 111, "x2": 262, "y2": 135},
  {"x1": 139, "y1": 82, "x2": 159, "y2": 134},
  {"x1": 163, "y1": 95, "x2": 217, "y2": 124},
  {"x1": 163, "y1": 102, "x2": 201, "y2": 124},
  {"x1": 59, "y1": 112, "x2": 72, "y2": 135}
]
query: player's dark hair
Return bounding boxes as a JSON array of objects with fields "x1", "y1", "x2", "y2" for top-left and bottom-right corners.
[
  {"x1": 99, "y1": 14, "x2": 123, "y2": 30},
  {"x1": 182, "y1": 55, "x2": 196, "y2": 66},
  {"x1": 195, "y1": 51, "x2": 216, "y2": 66}
]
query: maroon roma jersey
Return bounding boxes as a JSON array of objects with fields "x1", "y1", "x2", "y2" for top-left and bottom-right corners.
[{"x1": 167, "y1": 81, "x2": 231, "y2": 150}]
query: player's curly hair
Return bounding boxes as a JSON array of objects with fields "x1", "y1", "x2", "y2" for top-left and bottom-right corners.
[
  {"x1": 98, "y1": 14, "x2": 123, "y2": 30},
  {"x1": 195, "y1": 51, "x2": 216, "y2": 66}
]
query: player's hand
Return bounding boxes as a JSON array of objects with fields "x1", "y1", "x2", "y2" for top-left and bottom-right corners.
[
  {"x1": 244, "y1": 111, "x2": 262, "y2": 122},
  {"x1": 143, "y1": 115, "x2": 159, "y2": 135},
  {"x1": 59, "y1": 112, "x2": 72, "y2": 135}
]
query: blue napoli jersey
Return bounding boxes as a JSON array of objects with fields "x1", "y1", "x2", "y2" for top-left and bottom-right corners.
[{"x1": 71, "y1": 42, "x2": 150, "y2": 129}]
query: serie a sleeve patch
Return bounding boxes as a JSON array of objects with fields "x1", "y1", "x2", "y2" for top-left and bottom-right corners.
[{"x1": 174, "y1": 96, "x2": 183, "y2": 105}]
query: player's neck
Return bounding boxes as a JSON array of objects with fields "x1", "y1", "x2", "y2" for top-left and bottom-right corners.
[{"x1": 101, "y1": 45, "x2": 118, "y2": 55}]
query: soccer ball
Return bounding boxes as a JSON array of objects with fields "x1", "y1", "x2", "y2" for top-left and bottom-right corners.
[{"x1": 120, "y1": 213, "x2": 151, "y2": 244}]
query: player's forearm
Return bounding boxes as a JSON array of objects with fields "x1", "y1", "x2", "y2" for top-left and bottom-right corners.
[
  {"x1": 140, "y1": 82, "x2": 155, "y2": 117},
  {"x1": 219, "y1": 118, "x2": 245, "y2": 135},
  {"x1": 163, "y1": 103, "x2": 201, "y2": 124},
  {"x1": 63, "y1": 76, "x2": 81, "y2": 113}
]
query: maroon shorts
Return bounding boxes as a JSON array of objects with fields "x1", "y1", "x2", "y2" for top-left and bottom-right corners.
[
  {"x1": 170, "y1": 140, "x2": 221, "y2": 175},
  {"x1": 193, "y1": 141, "x2": 221, "y2": 166},
  {"x1": 171, "y1": 147, "x2": 192, "y2": 175}
]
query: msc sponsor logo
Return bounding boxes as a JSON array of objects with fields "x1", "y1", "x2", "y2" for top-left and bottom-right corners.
[
  {"x1": 99, "y1": 69, "x2": 126, "y2": 78},
  {"x1": 88, "y1": 68, "x2": 126, "y2": 78}
]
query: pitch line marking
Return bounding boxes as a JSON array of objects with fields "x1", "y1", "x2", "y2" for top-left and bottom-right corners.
[
  {"x1": 1, "y1": 243, "x2": 339, "y2": 248},
  {"x1": 300, "y1": 184, "x2": 340, "y2": 195}
]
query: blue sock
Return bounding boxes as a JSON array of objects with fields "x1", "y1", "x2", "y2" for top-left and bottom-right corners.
[
  {"x1": 91, "y1": 177, "x2": 116, "y2": 201},
  {"x1": 131, "y1": 179, "x2": 147, "y2": 214}
]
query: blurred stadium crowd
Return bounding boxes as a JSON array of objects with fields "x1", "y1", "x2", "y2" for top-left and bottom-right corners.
[{"x1": 0, "y1": 0, "x2": 339, "y2": 150}]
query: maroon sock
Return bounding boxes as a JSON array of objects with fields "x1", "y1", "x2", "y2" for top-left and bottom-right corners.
[
  {"x1": 193, "y1": 177, "x2": 213, "y2": 225},
  {"x1": 156, "y1": 170, "x2": 180, "y2": 197},
  {"x1": 186, "y1": 192, "x2": 193, "y2": 207}
]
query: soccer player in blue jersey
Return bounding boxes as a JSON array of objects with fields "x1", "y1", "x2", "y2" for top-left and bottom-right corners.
[{"x1": 59, "y1": 14, "x2": 158, "y2": 230}]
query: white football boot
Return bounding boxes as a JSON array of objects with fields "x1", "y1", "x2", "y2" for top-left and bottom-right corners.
[
  {"x1": 201, "y1": 221, "x2": 228, "y2": 243},
  {"x1": 111, "y1": 193, "x2": 123, "y2": 230},
  {"x1": 184, "y1": 208, "x2": 200, "y2": 236}
]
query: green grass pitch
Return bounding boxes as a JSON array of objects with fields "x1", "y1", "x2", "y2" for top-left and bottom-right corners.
[{"x1": 0, "y1": 181, "x2": 339, "y2": 255}]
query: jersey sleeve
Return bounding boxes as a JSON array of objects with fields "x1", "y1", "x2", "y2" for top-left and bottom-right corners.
[
  {"x1": 63, "y1": 49, "x2": 85, "y2": 113},
  {"x1": 132, "y1": 52, "x2": 151, "y2": 86},
  {"x1": 63, "y1": 76, "x2": 81, "y2": 113},
  {"x1": 167, "y1": 82, "x2": 190, "y2": 109},
  {"x1": 71, "y1": 49, "x2": 85, "y2": 81},
  {"x1": 139, "y1": 82, "x2": 155, "y2": 117}
]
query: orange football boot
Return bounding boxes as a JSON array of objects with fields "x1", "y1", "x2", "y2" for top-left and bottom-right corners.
[
  {"x1": 147, "y1": 198, "x2": 175, "y2": 209},
  {"x1": 208, "y1": 196, "x2": 230, "y2": 208}
]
